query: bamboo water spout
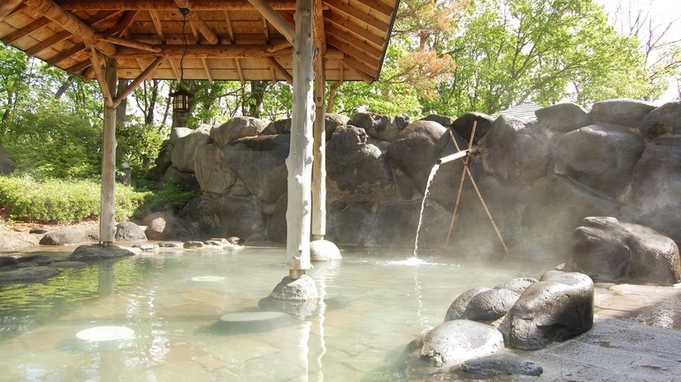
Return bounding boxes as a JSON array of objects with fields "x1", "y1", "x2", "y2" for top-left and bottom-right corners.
[{"x1": 437, "y1": 149, "x2": 469, "y2": 164}]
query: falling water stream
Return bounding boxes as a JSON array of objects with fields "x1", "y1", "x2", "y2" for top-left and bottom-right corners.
[{"x1": 412, "y1": 163, "x2": 440, "y2": 259}]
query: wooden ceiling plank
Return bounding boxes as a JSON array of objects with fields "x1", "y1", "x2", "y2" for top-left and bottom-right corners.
[
  {"x1": 352, "y1": 0, "x2": 393, "y2": 18},
  {"x1": 59, "y1": 1, "x2": 299, "y2": 11},
  {"x1": 23, "y1": 0, "x2": 116, "y2": 56},
  {"x1": 168, "y1": 58, "x2": 181, "y2": 81},
  {"x1": 261, "y1": 15, "x2": 269, "y2": 42},
  {"x1": 117, "y1": 44, "x2": 280, "y2": 58},
  {"x1": 223, "y1": 11, "x2": 234, "y2": 43},
  {"x1": 85, "y1": 42, "x2": 114, "y2": 106},
  {"x1": 108, "y1": 10, "x2": 139, "y2": 37},
  {"x1": 235, "y1": 58, "x2": 245, "y2": 84},
  {"x1": 325, "y1": 11, "x2": 383, "y2": 47},
  {"x1": 247, "y1": 0, "x2": 294, "y2": 44},
  {"x1": 47, "y1": 41, "x2": 85, "y2": 65},
  {"x1": 326, "y1": 33, "x2": 380, "y2": 66},
  {"x1": 269, "y1": 65, "x2": 276, "y2": 83},
  {"x1": 25, "y1": 29, "x2": 71, "y2": 56},
  {"x1": 266, "y1": 56, "x2": 292, "y2": 84},
  {"x1": 340, "y1": 58, "x2": 373, "y2": 83},
  {"x1": 324, "y1": 0, "x2": 387, "y2": 32},
  {"x1": 173, "y1": 1, "x2": 219, "y2": 45},
  {"x1": 201, "y1": 57, "x2": 213, "y2": 83},
  {"x1": 149, "y1": 10, "x2": 165, "y2": 41},
  {"x1": 114, "y1": 55, "x2": 165, "y2": 105},
  {"x1": 2, "y1": 16, "x2": 51, "y2": 45},
  {"x1": 0, "y1": 0, "x2": 24, "y2": 23},
  {"x1": 65, "y1": 58, "x2": 91, "y2": 74},
  {"x1": 326, "y1": 26, "x2": 381, "y2": 58}
]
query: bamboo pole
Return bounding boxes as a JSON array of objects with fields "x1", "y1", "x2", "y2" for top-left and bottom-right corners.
[
  {"x1": 286, "y1": 0, "x2": 314, "y2": 279},
  {"x1": 444, "y1": 122, "x2": 476, "y2": 249}
]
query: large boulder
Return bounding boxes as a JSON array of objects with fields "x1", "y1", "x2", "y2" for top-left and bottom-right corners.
[
  {"x1": 628, "y1": 136, "x2": 681, "y2": 243},
  {"x1": 142, "y1": 212, "x2": 202, "y2": 241},
  {"x1": 373, "y1": 199, "x2": 451, "y2": 249},
  {"x1": 569, "y1": 216, "x2": 681, "y2": 285},
  {"x1": 182, "y1": 195, "x2": 266, "y2": 240},
  {"x1": 193, "y1": 143, "x2": 237, "y2": 195},
  {"x1": 161, "y1": 166, "x2": 200, "y2": 193},
  {"x1": 328, "y1": 204, "x2": 373, "y2": 246},
  {"x1": 266, "y1": 194, "x2": 287, "y2": 243},
  {"x1": 170, "y1": 124, "x2": 212, "y2": 173},
  {"x1": 114, "y1": 221, "x2": 147, "y2": 241},
  {"x1": 449, "y1": 112, "x2": 495, "y2": 142},
  {"x1": 444, "y1": 287, "x2": 490, "y2": 321},
  {"x1": 589, "y1": 99, "x2": 655, "y2": 128},
  {"x1": 520, "y1": 174, "x2": 619, "y2": 257},
  {"x1": 39, "y1": 229, "x2": 99, "y2": 245},
  {"x1": 479, "y1": 115, "x2": 551, "y2": 187},
  {"x1": 534, "y1": 102, "x2": 591, "y2": 133},
  {"x1": 69, "y1": 244, "x2": 136, "y2": 261},
  {"x1": 464, "y1": 288, "x2": 520, "y2": 322},
  {"x1": 261, "y1": 114, "x2": 348, "y2": 138},
  {"x1": 551, "y1": 124, "x2": 646, "y2": 197},
  {"x1": 398, "y1": 320, "x2": 504, "y2": 378},
  {"x1": 387, "y1": 120, "x2": 447, "y2": 192},
  {"x1": 326, "y1": 125, "x2": 394, "y2": 205},
  {"x1": 350, "y1": 112, "x2": 401, "y2": 142},
  {"x1": 0, "y1": 266, "x2": 59, "y2": 282},
  {"x1": 640, "y1": 101, "x2": 681, "y2": 138},
  {"x1": 508, "y1": 270, "x2": 593, "y2": 350},
  {"x1": 211, "y1": 116, "x2": 267, "y2": 146},
  {"x1": 224, "y1": 135, "x2": 289, "y2": 203}
]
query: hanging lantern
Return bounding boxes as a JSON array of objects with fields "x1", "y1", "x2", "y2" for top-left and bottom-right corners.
[{"x1": 170, "y1": 89, "x2": 192, "y2": 113}]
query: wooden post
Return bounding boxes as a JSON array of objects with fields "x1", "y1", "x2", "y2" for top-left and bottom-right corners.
[
  {"x1": 100, "y1": 55, "x2": 117, "y2": 245},
  {"x1": 286, "y1": 0, "x2": 315, "y2": 278},
  {"x1": 311, "y1": 48, "x2": 326, "y2": 240}
]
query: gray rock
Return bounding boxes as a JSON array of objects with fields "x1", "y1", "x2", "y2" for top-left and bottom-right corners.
[
  {"x1": 17, "y1": 254, "x2": 53, "y2": 265},
  {"x1": 324, "y1": 113, "x2": 350, "y2": 138},
  {"x1": 465, "y1": 288, "x2": 520, "y2": 322},
  {"x1": 629, "y1": 136, "x2": 681, "y2": 243},
  {"x1": 39, "y1": 229, "x2": 99, "y2": 245},
  {"x1": 193, "y1": 143, "x2": 237, "y2": 195},
  {"x1": 459, "y1": 353, "x2": 543, "y2": 377},
  {"x1": 387, "y1": 120, "x2": 447, "y2": 192},
  {"x1": 268, "y1": 275, "x2": 318, "y2": 301},
  {"x1": 329, "y1": 204, "x2": 373, "y2": 246},
  {"x1": 183, "y1": 241, "x2": 204, "y2": 249},
  {"x1": 262, "y1": 118, "x2": 291, "y2": 135},
  {"x1": 133, "y1": 243, "x2": 159, "y2": 251},
  {"x1": 590, "y1": 99, "x2": 656, "y2": 127},
  {"x1": 640, "y1": 101, "x2": 681, "y2": 137},
  {"x1": 114, "y1": 221, "x2": 147, "y2": 241},
  {"x1": 449, "y1": 112, "x2": 495, "y2": 142},
  {"x1": 161, "y1": 166, "x2": 200, "y2": 193},
  {"x1": 266, "y1": 194, "x2": 287, "y2": 243},
  {"x1": 480, "y1": 115, "x2": 551, "y2": 187},
  {"x1": 170, "y1": 125, "x2": 212, "y2": 173},
  {"x1": 69, "y1": 244, "x2": 136, "y2": 260},
  {"x1": 310, "y1": 240, "x2": 342, "y2": 261},
  {"x1": 0, "y1": 256, "x2": 19, "y2": 267},
  {"x1": 224, "y1": 135, "x2": 289, "y2": 203},
  {"x1": 570, "y1": 216, "x2": 681, "y2": 285},
  {"x1": 350, "y1": 112, "x2": 400, "y2": 142},
  {"x1": 326, "y1": 125, "x2": 394, "y2": 205},
  {"x1": 399, "y1": 320, "x2": 504, "y2": 377},
  {"x1": 158, "y1": 241, "x2": 183, "y2": 248},
  {"x1": 229, "y1": 184, "x2": 251, "y2": 197},
  {"x1": 212, "y1": 116, "x2": 267, "y2": 146},
  {"x1": 535, "y1": 102, "x2": 591, "y2": 133},
  {"x1": 154, "y1": 139, "x2": 173, "y2": 175},
  {"x1": 142, "y1": 212, "x2": 202, "y2": 241},
  {"x1": 551, "y1": 124, "x2": 645, "y2": 197},
  {"x1": 508, "y1": 270, "x2": 593, "y2": 350},
  {"x1": 421, "y1": 114, "x2": 454, "y2": 129},
  {"x1": 493, "y1": 277, "x2": 538, "y2": 295},
  {"x1": 169, "y1": 127, "x2": 193, "y2": 145},
  {"x1": 444, "y1": 287, "x2": 490, "y2": 321},
  {"x1": 0, "y1": 266, "x2": 59, "y2": 281},
  {"x1": 50, "y1": 261, "x2": 87, "y2": 268},
  {"x1": 183, "y1": 195, "x2": 266, "y2": 239}
]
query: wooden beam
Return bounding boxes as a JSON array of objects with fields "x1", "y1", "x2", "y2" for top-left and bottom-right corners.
[
  {"x1": 86, "y1": 42, "x2": 114, "y2": 106},
  {"x1": 149, "y1": 10, "x2": 165, "y2": 41},
  {"x1": 313, "y1": 0, "x2": 326, "y2": 57},
  {"x1": 173, "y1": 1, "x2": 219, "y2": 45},
  {"x1": 47, "y1": 41, "x2": 85, "y2": 66},
  {"x1": 168, "y1": 58, "x2": 181, "y2": 81},
  {"x1": 26, "y1": 30, "x2": 71, "y2": 56},
  {"x1": 286, "y1": 0, "x2": 314, "y2": 275},
  {"x1": 59, "y1": 0, "x2": 299, "y2": 11},
  {"x1": 261, "y1": 15, "x2": 269, "y2": 43},
  {"x1": 265, "y1": 39, "x2": 292, "y2": 53},
  {"x1": 223, "y1": 11, "x2": 234, "y2": 43},
  {"x1": 2, "y1": 17, "x2": 52, "y2": 45},
  {"x1": 65, "y1": 57, "x2": 91, "y2": 74},
  {"x1": 235, "y1": 58, "x2": 244, "y2": 84},
  {"x1": 23, "y1": 0, "x2": 117, "y2": 56},
  {"x1": 114, "y1": 56, "x2": 165, "y2": 105},
  {"x1": 108, "y1": 10, "x2": 139, "y2": 37},
  {"x1": 340, "y1": 58, "x2": 373, "y2": 83},
  {"x1": 0, "y1": 0, "x2": 24, "y2": 22},
  {"x1": 115, "y1": 44, "x2": 281, "y2": 58},
  {"x1": 266, "y1": 57, "x2": 292, "y2": 84},
  {"x1": 201, "y1": 57, "x2": 213, "y2": 83},
  {"x1": 247, "y1": 0, "x2": 294, "y2": 45},
  {"x1": 326, "y1": 28, "x2": 382, "y2": 61},
  {"x1": 102, "y1": 35, "x2": 161, "y2": 52}
]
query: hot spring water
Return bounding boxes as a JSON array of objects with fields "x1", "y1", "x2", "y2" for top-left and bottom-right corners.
[{"x1": 0, "y1": 248, "x2": 544, "y2": 381}]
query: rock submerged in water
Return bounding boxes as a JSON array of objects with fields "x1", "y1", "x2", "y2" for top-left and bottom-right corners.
[
  {"x1": 39, "y1": 229, "x2": 99, "y2": 245},
  {"x1": 69, "y1": 244, "x2": 136, "y2": 261}
]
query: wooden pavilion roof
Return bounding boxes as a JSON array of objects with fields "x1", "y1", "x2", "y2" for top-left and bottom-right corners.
[{"x1": 0, "y1": 0, "x2": 398, "y2": 84}]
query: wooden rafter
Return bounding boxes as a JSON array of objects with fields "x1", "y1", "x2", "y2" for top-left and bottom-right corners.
[
  {"x1": 173, "y1": 0, "x2": 219, "y2": 45},
  {"x1": 223, "y1": 11, "x2": 234, "y2": 43},
  {"x1": 114, "y1": 56, "x2": 166, "y2": 105},
  {"x1": 2, "y1": 16, "x2": 51, "y2": 45},
  {"x1": 58, "y1": 0, "x2": 299, "y2": 11},
  {"x1": 201, "y1": 57, "x2": 213, "y2": 83},
  {"x1": 85, "y1": 42, "x2": 113, "y2": 106},
  {"x1": 168, "y1": 58, "x2": 180, "y2": 82},
  {"x1": 0, "y1": 0, "x2": 24, "y2": 22},
  {"x1": 235, "y1": 58, "x2": 245, "y2": 84},
  {"x1": 261, "y1": 15, "x2": 269, "y2": 43},
  {"x1": 326, "y1": 12, "x2": 384, "y2": 47},
  {"x1": 149, "y1": 10, "x2": 165, "y2": 41},
  {"x1": 325, "y1": 0, "x2": 388, "y2": 32},
  {"x1": 26, "y1": 30, "x2": 71, "y2": 56},
  {"x1": 266, "y1": 56, "x2": 292, "y2": 84},
  {"x1": 108, "y1": 10, "x2": 139, "y2": 37},
  {"x1": 247, "y1": 0, "x2": 294, "y2": 44}
]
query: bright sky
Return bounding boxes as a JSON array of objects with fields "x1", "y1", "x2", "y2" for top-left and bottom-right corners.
[{"x1": 596, "y1": 0, "x2": 681, "y2": 103}]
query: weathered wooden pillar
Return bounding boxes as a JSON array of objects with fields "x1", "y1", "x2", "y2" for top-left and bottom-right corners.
[
  {"x1": 286, "y1": 0, "x2": 315, "y2": 278},
  {"x1": 311, "y1": 56, "x2": 326, "y2": 240},
  {"x1": 100, "y1": 55, "x2": 117, "y2": 245}
]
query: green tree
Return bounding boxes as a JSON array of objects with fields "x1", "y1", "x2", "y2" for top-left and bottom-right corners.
[
  {"x1": 0, "y1": 45, "x2": 30, "y2": 129},
  {"x1": 423, "y1": 0, "x2": 651, "y2": 116}
]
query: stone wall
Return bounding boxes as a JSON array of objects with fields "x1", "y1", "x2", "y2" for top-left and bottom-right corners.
[{"x1": 155, "y1": 99, "x2": 681, "y2": 263}]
